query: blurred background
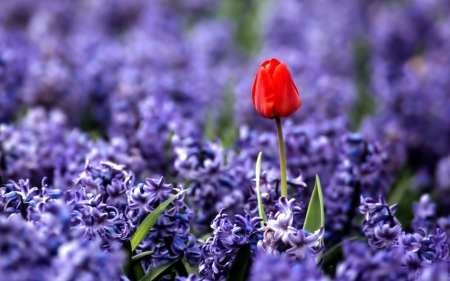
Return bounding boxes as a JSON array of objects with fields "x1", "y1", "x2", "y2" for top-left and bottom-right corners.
[{"x1": 1, "y1": 0, "x2": 450, "y2": 235}]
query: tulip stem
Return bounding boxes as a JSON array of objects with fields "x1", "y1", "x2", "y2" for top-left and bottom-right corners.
[{"x1": 275, "y1": 117, "x2": 288, "y2": 197}]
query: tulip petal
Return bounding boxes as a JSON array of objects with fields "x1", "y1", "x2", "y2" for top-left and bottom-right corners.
[
  {"x1": 272, "y1": 63, "x2": 301, "y2": 118},
  {"x1": 252, "y1": 66, "x2": 275, "y2": 118},
  {"x1": 263, "y1": 58, "x2": 281, "y2": 76}
]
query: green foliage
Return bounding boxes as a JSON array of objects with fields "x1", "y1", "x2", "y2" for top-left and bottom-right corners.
[
  {"x1": 350, "y1": 39, "x2": 377, "y2": 131},
  {"x1": 122, "y1": 240, "x2": 146, "y2": 281},
  {"x1": 388, "y1": 167, "x2": 420, "y2": 228},
  {"x1": 218, "y1": 0, "x2": 264, "y2": 55},
  {"x1": 131, "y1": 189, "x2": 188, "y2": 251},
  {"x1": 132, "y1": 251, "x2": 155, "y2": 264},
  {"x1": 303, "y1": 175, "x2": 325, "y2": 235},
  {"x1": 226, "y1": 243, "x2": 251, "y2": 281},
  {"x1": 139, "y1": 260, "x2": 178, "y2": 281},
  {"x1": 204, "y1": 83, "x2": 238, "y2": 148},
  {"x1": 255, "y1": 151, "x2": 267, "y2": 227}
]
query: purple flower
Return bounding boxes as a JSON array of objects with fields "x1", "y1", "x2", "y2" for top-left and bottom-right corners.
[
  {"x1": 360, "y1": 195, "x2": 401, "y2": 249},
  {"x1": 249, "y1": 253, "x2": 328, "y2": 281},
  {"x1": 286, "y1": 227, "x2": 324, "y2": 261},
  {"x1": 199, "y1": 210, "x2": 263, "y2": 280},
  {"x1": 258, "y1": 197, "x2": 323, "y2": 262}
]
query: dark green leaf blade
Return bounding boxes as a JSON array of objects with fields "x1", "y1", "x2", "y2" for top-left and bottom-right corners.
[
  {"x1": 131, "y1": 189, "x2": 188, "y2": 251},
  {"x1": 303, "y1": 175, "x2": 325, "y2": 234},
  {"x1": 132, "y1": 261, "x2": 146, "y2": 280},
  {"x1": 121, "y1": 240, "x2": 133, "y2": 278},
  {"x1": 226, "y1": 244, "x2": 251, "y2": 281},
  {"x1": 132, "y1": 251, "x2": 155, "y2": 264},
  {"x1": 139, "y1": 260, "x2": 177, "y2": 281}
]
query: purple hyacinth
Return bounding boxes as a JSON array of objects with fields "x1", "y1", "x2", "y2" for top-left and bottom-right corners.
[
  {"x1": 360, "y1": 195, "x2": 450, "y2": 276},
  {"x1": 360, "y1": 195, "x2": 401, "y2": 249},
  {"x1": 257, "y1": 197, "x2": 324, "y2": 263},
  {"x1": 412, "y1": 194, "x2": 437, "y2": 231},
  {"x1": 199, "y1": 210, "x2": 263, "y2": 280},
  {"x1": 335, "y1": 240, "x2": 410, "y2": 281},
  {"x1": 51, "y1": 237, "x2": 124, "y2": 281},
  {"x1": 365, "y1": 0, "x2": 450, "y2": 180},
  {"x1": 324, "y1": 134, "x2": 393, "y2": 244},
  {"x1": 0, "y1": 215, "x2": 53, "y2": 281},
  {"x1": 173, "y1": 135, "x2": 248, "y2": 234},
  {"x1": 393, "y1": 228, "x2": 449, "y2": 274},
  {"x1": 249, "y1": 253, "x2": 328, "y2": 281},
  {"x1": 0, "y1": 199, "x2": 124, "y2": 281},
  {"x1": 126, "y1": 175, "x2": 202, "y2": 269}
]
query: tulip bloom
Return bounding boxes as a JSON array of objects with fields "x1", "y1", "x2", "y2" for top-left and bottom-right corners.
[{"x1": 252, "y1": 58, "x2": 301, "y2": 119}]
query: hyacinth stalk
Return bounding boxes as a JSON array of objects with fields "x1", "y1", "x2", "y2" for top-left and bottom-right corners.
[{"x1": 275, "y1": 117, "x2": 288, "y2": 197}]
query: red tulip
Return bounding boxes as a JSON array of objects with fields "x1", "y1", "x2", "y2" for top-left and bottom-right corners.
[{"x1": 251, "y1": 58, "x2": 301, "y2": 119}]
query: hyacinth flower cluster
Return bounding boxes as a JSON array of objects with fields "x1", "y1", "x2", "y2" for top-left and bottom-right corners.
[
  {"x1": 258, "y1": 197, "x2": 324, "y2": 262},
  {"x1": 198, "y1": 210, "x2": 263, "y2": 280},
  {"x1": 0, "y1": 159, "x2": 201, "y2": 279},
  {"x1": 359, "y1": 195, "x2": 450, "y2": 278},
  {"x1": 0, "y1": 185, "x2": 125, "y2": 280},
  {"x1": 323, "y1": 134, "x2": 392, "y2": 245},
  {"x1": 172, "y1": 135, "x2": 250, "y2": 234},
  {"x1": 0, "y1": 107, "x2": 147, "y2": 188}
]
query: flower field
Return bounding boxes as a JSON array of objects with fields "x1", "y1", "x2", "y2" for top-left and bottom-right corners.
[{"x1": 1, "y1": 0, "x2": 450, "y2": 280}]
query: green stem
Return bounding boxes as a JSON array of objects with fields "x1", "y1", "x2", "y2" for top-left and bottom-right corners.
[{"x1": 275, "y1": 117, "x2": 288, "y2": 197}]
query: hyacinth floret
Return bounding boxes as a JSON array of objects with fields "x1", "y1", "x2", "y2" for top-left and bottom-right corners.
[
  {"x1": 1, "y1": 178, "x2": 42, "y2": 217},
  {"x1": 199, "y1": 210, "x2": 263, "y2": 281},
  {"x1": 258, "y1": 197, "x2": 323, "y2": 262}
]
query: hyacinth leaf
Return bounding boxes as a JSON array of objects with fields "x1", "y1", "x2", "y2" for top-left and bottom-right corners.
[
  {"x1": 131, "y1": 251, "x2": 155, "y2": 264},
  {"x1": 122, "y1": 240, "x2": 146, "y2": 280},
  {"x1": 387, "y1": 167, "x2": 422, "y2": 227},
  {"x1": 131, "y1": 189, "x2": 188, "y2": 251},
  {"x1": 139, "y1": 260, "x2": 177, "y2": 281},
  {"x1": 226, "y1": 243, "x2": 251, "y2": 281},
  {"x1": 121, "y1": 240, "x2": 133, "y2": 277},
  {"x1": 133, "y1": 262, "x2": 146, "y2": 281},
  {"x1": 255, "y1": 151, "x2": 267, "y2": 227},
  {"x1": 303, "y1": 175, "x2": 325, "y2": 234}
]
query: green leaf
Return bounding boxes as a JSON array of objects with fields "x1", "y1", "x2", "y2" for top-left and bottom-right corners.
[
  {"x1": 122, "y1": 240, "x2": 146, "y2": 281},
  {"x1": 387, "y1": 167, "x2": 420, "y2": 228},
  {"x1": 303, "y1": 175, "x2": 325, "y2": 234},
  {"x1": 132, "y1": 251, "x2": 155, "y2": 264},
  {"x1": 255, "y1": 151, "x2": 267, "y2": 227},
  {"x1": 139, "y1": 260, "x2": 177, "y2": 281},
  {"x1": 226, "y1": 244, "x2": 251, "y2": 281},
  {"x1": 132, "y1": 261, "x2": 146, "y2": 281},
  {"x1": 131, "y1": 189, "x2": 188, "y2": 251},
  {"x1": 121, "y1": 240, "x2": 133, "y2": 277}
]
